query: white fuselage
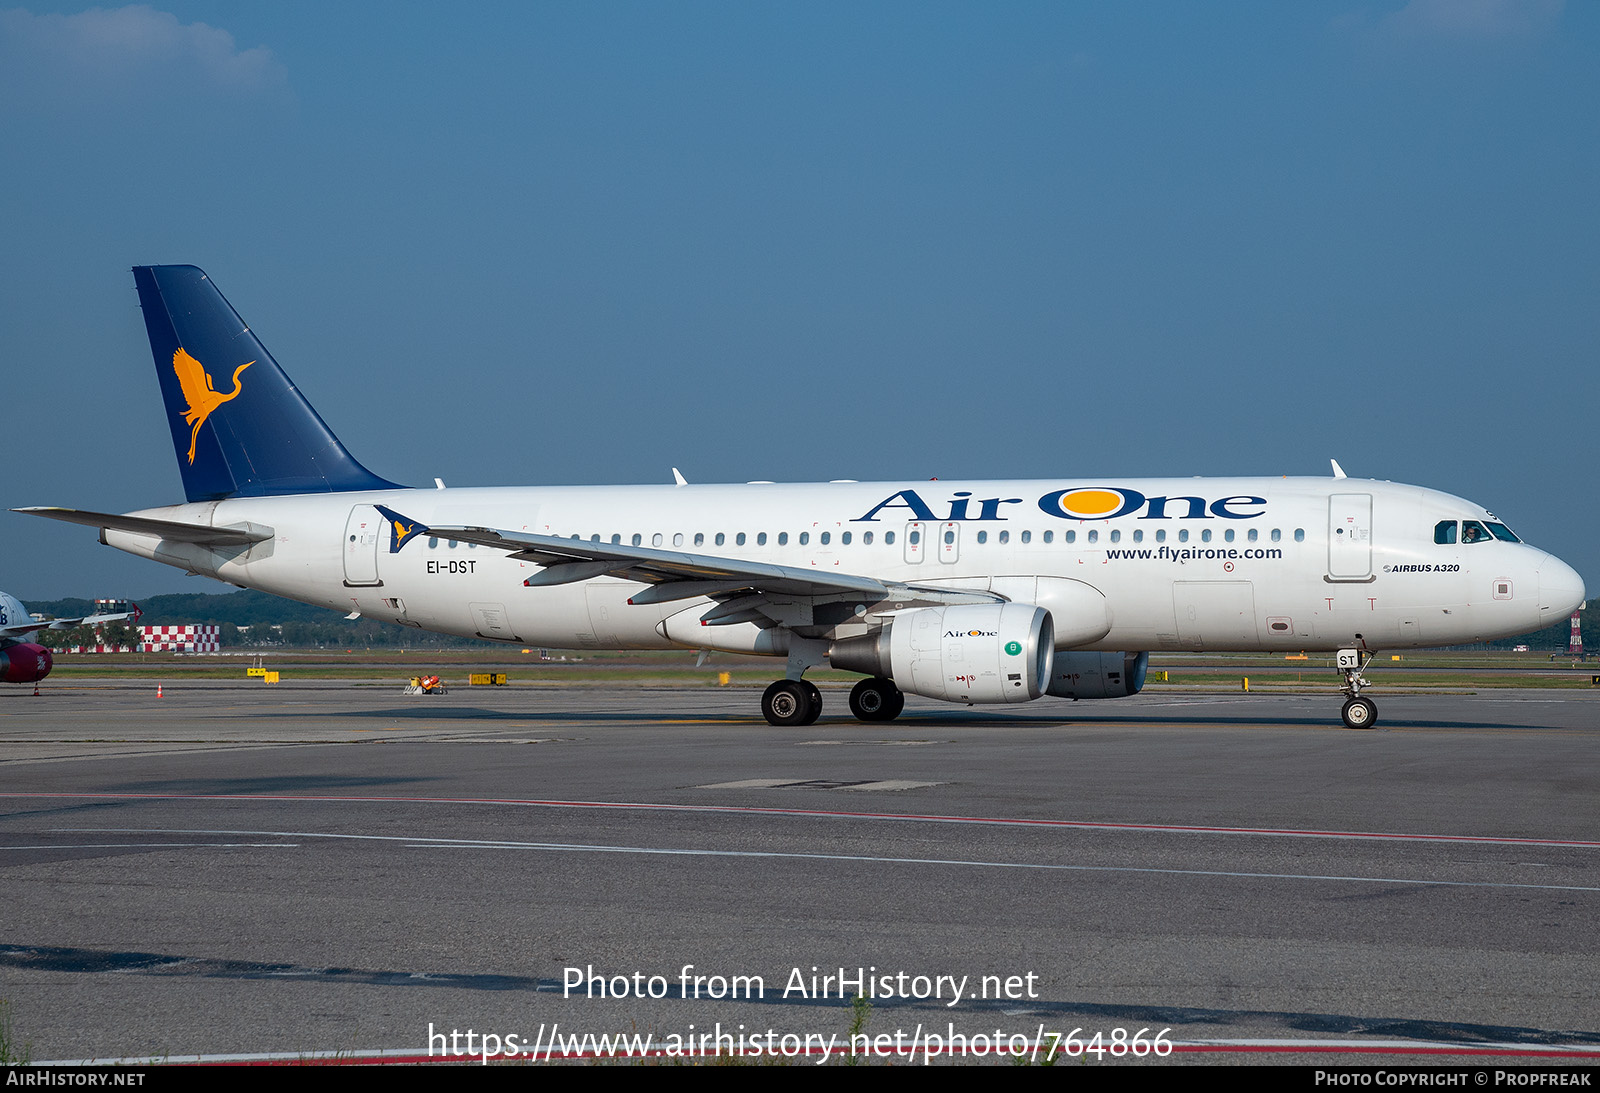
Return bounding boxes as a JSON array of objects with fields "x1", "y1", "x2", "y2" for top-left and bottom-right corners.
[{"x1": 103, "y1": 476, "x2": 1581, "y2": 655}]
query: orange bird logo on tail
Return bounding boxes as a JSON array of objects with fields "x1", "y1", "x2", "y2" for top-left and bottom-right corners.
[{"x1": 172, "y1": 348, "x2": 252, "y2": 464}]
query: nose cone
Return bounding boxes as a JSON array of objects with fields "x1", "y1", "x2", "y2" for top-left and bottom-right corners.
[{"x1": 1538, "y1": 554, "x2": 1587, "y2": 623}]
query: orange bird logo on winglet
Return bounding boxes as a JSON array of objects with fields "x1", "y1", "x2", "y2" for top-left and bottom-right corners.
[{"x1": 173, "y1": 348, "x2": 252, "y2": 464}]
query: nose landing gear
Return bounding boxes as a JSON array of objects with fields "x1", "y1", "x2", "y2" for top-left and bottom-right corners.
[{"x1": 1336, "y1": 648, "x2": 1378, "y2": 729}]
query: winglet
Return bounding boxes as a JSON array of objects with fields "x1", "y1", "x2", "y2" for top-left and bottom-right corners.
[{"x1": 1330, "y1": 459, "x2": 1348, "y2": 479}]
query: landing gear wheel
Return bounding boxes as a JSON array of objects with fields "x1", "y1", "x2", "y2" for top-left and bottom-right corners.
[
  {"x1": 1341, "y1": 697, "x2": 1378, "y2": 730},
  {"x1": 1335, "y1": 648, "x2": 1379, "y2": 730},
  {"x1": 801, "y1": 681, "x2": 822, "y2": 725},
  {"x1": 849, "y1": 677, "x2": 904, "y2": 722},
  {"x1": 763, "y1": 680, "x2": 821, "y2": 727}
]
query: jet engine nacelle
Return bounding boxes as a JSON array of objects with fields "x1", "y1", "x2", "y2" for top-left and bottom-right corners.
[
  {"x1": 1045, "y1": 650, "x2": 1149, "y2": 699},
  {"x1": 830, "y1": 603, "x2": 1055, "y2": 704},
  {"x1": 0, "y1": 643, "x2": 53, "y2": 684}
]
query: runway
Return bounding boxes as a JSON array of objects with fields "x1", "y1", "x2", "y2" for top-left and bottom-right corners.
[{"x1": 1, "y1": 680, "x2": 1597, "y2": 1064}]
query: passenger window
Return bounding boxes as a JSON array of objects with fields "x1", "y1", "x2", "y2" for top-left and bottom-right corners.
[
  {"x1": 1271, "y1": 529, "x2": 1281, "y2": 542},
  {"x1": 1065, "y1": 530, "x2": 1076, "y2": 544},
  {"x1": 908, "y1": 531, "x2": 919, "y2": 545},
  {"x1": 976, "y1": 530, "x2": 988, "y2": 544},
  {"x1": 611, "y1": 534, "x2": 622, "y2": 545},
  {"x1": 820, "y1": 532, "x2": 830, "y2": 545},
  {"x1": 736, "y1": 532, "x2": 747, "y2": 546},
  {"x1": 778, "y1": 532, "x2": 789, "y2": 546},
  {"x1": 1131, "y1": 530, "x2": 1141, "y2": 543},
  {"x1": 1247, "y1": 528, "x2": 1257, "y2": 542},
  {"x1": 631, "y1": 533, "x2": 641, "y2": 546},
  {"x1": 799, "y1": 532, "x2": 810, "y2": 545},
  {"x1": 1000, "y1": 530, "x2": 1010, "y2": 544},
  {"x1": 1043, "y1": 530, "x2": 1054, "y2": 543},
  {"x1": 1088, "y1": 530, "x2": 1099, "y2": 543},
  {"x1": 863, "y1": 531, "x2": 873, "y2": 544},
  {"x1": 757, "y1": 532, "x2": 767, "y2": 546},
  {"x1": 1434, "y1": 521, "x2": 1457, "y2": 545},
  {"x1": 427, "y1": 537, "x2": 438, "y2": 549},
  {"x1": 1021, "y1": 530, "x2": 1032, "y2": 544},
  {"x1": 1201, "y1": 529, "x2": 1212, "y2": 543},
  {"x1": 1155, "y1": 529, "x2": 1166, "y2": 543},
  {"x1": 694, "y1": 532, "x2": 704, "y2": 546},
  {"x1": 1224, "y1": 529, "x2": 1234, "y2": 543},
  {"x1": 1178, "y1": 530, "x2": 1189, "y2": 543},
  {"x1": 943, "y1": 530, "x2": 954, "y2": 545},
  {"x1": 841, "y1": 531, "x2": 850, "y2": 545},
  {"x1": 1294, "y1": 528, "x2": 1305, "y2": 542},
  {"x1": 884, "y1": 531, "x2": 894, "y2": 545},
  {"x1": 652, "y1": 533, "x2": 663, "y2": 547},
  {"x1": 715, "y1": 532, "x2": 725, "y2": 546}
]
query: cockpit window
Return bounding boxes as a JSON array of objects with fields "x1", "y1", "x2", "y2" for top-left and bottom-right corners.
[
  {"x1": 1434, "y1": 520, "x2": 1457, "y2": 545},
  {"x1": 1486, "y1": 522, "x2": 1520, "y2": 543},
  {"x1": 1461, "y1": 520, "x2": 1490, "y2": 544}
]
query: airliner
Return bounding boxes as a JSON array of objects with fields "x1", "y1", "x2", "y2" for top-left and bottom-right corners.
[
  {"x1": 0, "y1": 592, "x2": 133, "y2": 692},
  {"x1": 18, "y1": 266, "x2": 1587, "y2": 728}
]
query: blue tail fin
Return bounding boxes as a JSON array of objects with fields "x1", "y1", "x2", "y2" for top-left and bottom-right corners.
[{"x1": 133, "y1": 265, "x2": 403, "y2": 502}]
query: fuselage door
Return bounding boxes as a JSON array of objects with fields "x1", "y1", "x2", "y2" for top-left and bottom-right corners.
[
  {"x1": 938, "y1": 521, "x2": 960, "y2": 564},
  {"x1": 904, "y1": 522, "x2": 926, "y2": 564},
  {"x1": 342, "y1": 504, "x2": 383, "y2": 587},
  {"x1": 1328, "y1": 493, "x2": 1373, "y2": 580}
]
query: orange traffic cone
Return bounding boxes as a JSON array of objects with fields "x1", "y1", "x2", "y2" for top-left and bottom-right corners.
[{"x1": 156, "y1": 683, "x2": 163, "y2": 698}]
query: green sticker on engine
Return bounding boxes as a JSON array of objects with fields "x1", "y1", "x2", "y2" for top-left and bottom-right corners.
[{"x1": 1005, "y1": 641, "x2": 1022, "y2": 656}]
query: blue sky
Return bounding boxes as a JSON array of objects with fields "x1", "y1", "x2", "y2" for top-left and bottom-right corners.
[{"x1": 2, "y1": 1, "x2": 1594, "y2": 601}]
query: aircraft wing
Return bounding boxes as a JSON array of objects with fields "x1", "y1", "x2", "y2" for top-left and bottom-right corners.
[
  {"x1": 1, "y1": 611, "x2": 135, "y2": 639},
  {"x1": 14, "y1": 507, "x2": 274, "y2": 546},
  {"x1": 418, "y1": 521, "x2": 893, "y2": 604}
]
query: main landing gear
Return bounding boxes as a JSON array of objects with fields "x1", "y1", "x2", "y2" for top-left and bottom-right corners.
[
  {"x1": 848, "y1": 676, "x2": 904, "y2": 722},
  {"x1": 759, "y1": 676, "x2": 906, "y2": 726},
  {"x1": 761, "y1": 679, "x2": 822, "y2": 727},
  {"x1": 1336, "y1": 648, "x2": 1378, "y2": 730}
]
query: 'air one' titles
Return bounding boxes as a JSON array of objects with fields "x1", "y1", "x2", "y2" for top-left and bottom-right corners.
[{"x1": 853, "y1": 487, "x2": 1268, "y2": 523}]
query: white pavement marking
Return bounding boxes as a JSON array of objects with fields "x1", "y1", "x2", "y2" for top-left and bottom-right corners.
[{"x1": 58, "y1": 827, "x2": 1600, "y2": 894}]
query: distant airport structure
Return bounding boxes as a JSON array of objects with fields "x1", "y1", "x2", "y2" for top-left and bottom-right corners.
[
  {"x1": 68, "y1": 624, "x2": 222, "y2": 654},
  {"x1": 1571, "y1": 610, "x2": 1585, "y2": 656}
]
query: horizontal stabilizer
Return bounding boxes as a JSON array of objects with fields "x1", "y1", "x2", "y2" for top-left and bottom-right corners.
[
  {"x1": 1, "y1": 610, "x2": 135, "y2": 639},
  {"x1": 13, "y1": 507, "x2": 274, "y2": 546}
]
